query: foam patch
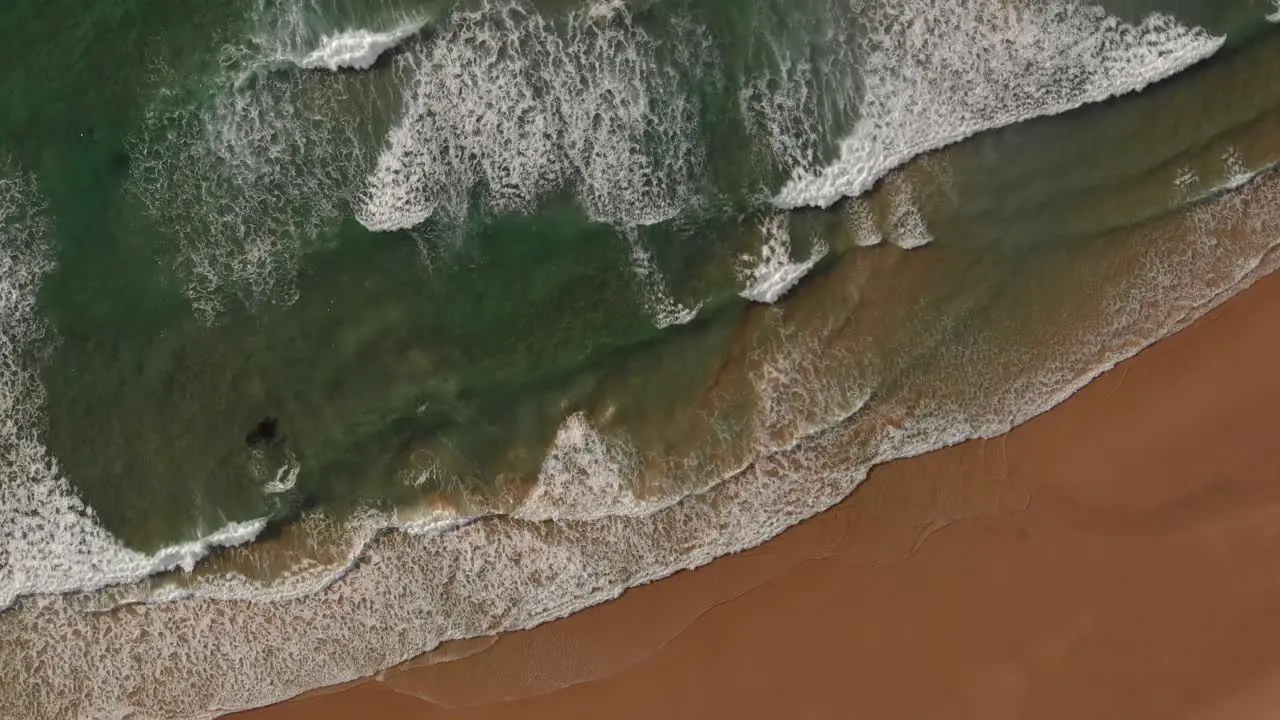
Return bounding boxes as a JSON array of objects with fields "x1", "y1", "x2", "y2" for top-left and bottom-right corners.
[
  {"x1": 356, "y1": 1, "x2": 707, "y2": 231},
  {"x1": 772, "y1": 0, "x2": 1223, "y2": 209}
]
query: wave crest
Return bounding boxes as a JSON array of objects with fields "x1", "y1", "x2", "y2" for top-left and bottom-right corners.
[
  {"x1": 772, "y1": 1, "x2": 1223, "y2": 209},
  {"x1": 297, "y1": 23, "x2": 427, "y2": 71}
]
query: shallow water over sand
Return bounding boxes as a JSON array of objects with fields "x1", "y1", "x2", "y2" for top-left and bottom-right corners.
[{"x1": 3, "y1": 1, "x2": 1280, "y2": 717}]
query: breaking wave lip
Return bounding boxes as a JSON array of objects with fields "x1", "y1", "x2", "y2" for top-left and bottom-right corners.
[
  {"x1": 145, "y1": 519, "x2": 270, "y2": 575},
  {"x1": 772, "y1": 3, "x2": 1225, "y2": 210},
  {"x1": 740, "y1": 251, "x2": 825, "y2": 304},
  {"x1": 738, "y1": 215, "x2": 828, "y2": 304},
  {"x1": 295, "y1": 21, "x2": 429, "y2": 71},
  {"x1": 0, "y1": 516, "x2": 272, "y2": 613}
]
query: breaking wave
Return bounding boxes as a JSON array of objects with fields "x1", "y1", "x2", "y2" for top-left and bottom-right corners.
[
  {"x1": 623, "y1": 229, "x2": 702, "y2": 328},
  {"x1": 356, "y1": 0, "x2": 710, "y2": 231},
  {"x1": 356, "y1": 0, "x2": 1220, "y2": 302},
  {"x1": 123, "y1": 0, "x2": 1224, "y2": 317},
  {"x1": 772, "y1": 0, "x2": 1223, "y2": 208},
  {"x1": 737, "y1": 214, "x2": 828, "y2": 303},
  {"x1": 296, "y1": 22, "x2": 428, "y2": 71},
  {"x1": 238, "y1": 0, "x2": 432, "y2": 72},
  {"x1": 7, "y1": 158, "x2": 1280, "y2": 717},
  {"x1": 0, "y1": 158, "x2": 272, "y2": 611}
]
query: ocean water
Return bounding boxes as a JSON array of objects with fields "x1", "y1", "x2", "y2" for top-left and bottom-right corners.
[{"x1": 2, "y1": 0, "x2": 1280, "y2": 716}]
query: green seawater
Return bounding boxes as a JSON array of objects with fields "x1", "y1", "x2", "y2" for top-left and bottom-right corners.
[
  {"x1": 9, "y1": 1, "x2": 1280, "y2": 716},
  {"x1": 0, "y1": 0, "x2": 1275, "y2": 552}
]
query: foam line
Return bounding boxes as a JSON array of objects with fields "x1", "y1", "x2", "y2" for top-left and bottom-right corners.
[
  {"x1": 738, "y1": 215, "x2": 828, "y2": 303},
  {"x1": 356, "y1": 1, "x2": 706, "y2": 231},
  {"x1": 297, "y1": 22, "x2": 427, "y2": 71},
  {"x1": 772, "y1": 1, "x2": 1223, "y2": 209}
]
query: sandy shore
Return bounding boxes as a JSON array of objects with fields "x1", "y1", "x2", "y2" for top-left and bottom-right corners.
[{"x1": 233, "y1": 260, "x2": 1280, "y2": 720}]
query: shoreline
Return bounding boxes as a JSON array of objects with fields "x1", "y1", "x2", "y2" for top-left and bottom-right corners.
[{"x1": 236, "y1": 238, "x2": 1280, "y2": 719}]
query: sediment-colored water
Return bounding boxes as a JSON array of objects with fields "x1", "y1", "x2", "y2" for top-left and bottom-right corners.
[{"x1": 3, "y1": 0, "x2": 1280, "y2": 717}]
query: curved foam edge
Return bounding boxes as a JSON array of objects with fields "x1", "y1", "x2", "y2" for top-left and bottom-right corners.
[
  {"x1": 1, "y1": 160, "x2": 279, "y2": 609},
  {"x1": 354, "y1": 0, "x2": 707, "y2": 232},
  {"x1": 297, "y1": 21, "x2": 428, "y2": 71},
  {"x1": 738, "y1": 215, "x2": 828, "y2": 304},
  {"x1": 623, "y1": 230, "x2": 702, "y2": 328},
  {"x1": 1, "y1": 514, "x2": 273, "y2": 613},
  {"x1": 147, "y1": 519, "x2": 270, "y2": 575},
  {"x1": 771, "y1": 4, "x2": 1225, "y2": 210}
]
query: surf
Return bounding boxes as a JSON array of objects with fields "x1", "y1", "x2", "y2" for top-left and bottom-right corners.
[
  {"x1": 771, "y1": 1, "x2": 1225, "y2": 210},
  {"x1": 2, "y1": 2, "x2": 1271, "y2": 717},
  {"x1": 296, "y1": 22, "x2": 428, "y2": 71},
  {"x1": 10, "y1": 161, "x2": 1280, "y2": 719}
]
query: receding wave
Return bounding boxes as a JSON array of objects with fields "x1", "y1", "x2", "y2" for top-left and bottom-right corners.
[{"x1": 6, "y1": 143, "x2": 1280, "y2": 716}]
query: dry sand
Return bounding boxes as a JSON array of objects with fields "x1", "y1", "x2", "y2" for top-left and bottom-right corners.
[{"x1": 233, "y1": 262, "x2": 1280, "y2": 720}]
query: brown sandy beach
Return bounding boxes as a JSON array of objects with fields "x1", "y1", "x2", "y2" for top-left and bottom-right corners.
[{"x1": 234, "y1": 256, "x2": 1280, "y2": 719}]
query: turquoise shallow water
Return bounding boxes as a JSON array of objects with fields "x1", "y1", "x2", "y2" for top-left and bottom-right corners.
[{"x1": 3, "y1": 0, "x2": 1280, "y2": 717}]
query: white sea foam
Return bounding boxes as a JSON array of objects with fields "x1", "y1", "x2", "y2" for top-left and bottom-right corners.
[
  {"x1": 1174, "y1": 166, "x2": 1200, "y2": 194},
  {"x1": 773, "y1": 0, "x2": 1223, "y2": 209},
  {"x1": 885, "y1": 183, "x2": 934, "y2": 249},
  {"x1": 127, "y1": 0, "x2": 381, "y2": 316},
  {"x1": 737, "y1": 214, "x2": 828, "y2": 303},
  {"x1": 263, "y1": 458, "x2": 300, "y2": 495},
  {"x1": 298, "y1": 22, "x2": 426, "y2": 71},
  {"x1": 9, "y1": 168, "x2": 1280, "y2": 720},
  {"x1": 242, "y1": 0, "x2": 428, "y2": 72},
  {"x1": 738, "y1": 0, "x2": 862, "y2": 182},
  {"x1": 356, "y1": 1, "x2": 707, "y2": 231},
  {"x1": 515, "y1": 412, "x2": 658, "y2": 521},
  {"x1": 1176, "y1": 148, "x2": 1280, "y2": 208},
  {"x1": 147, "y1": 519, "x2": 270, "y2": 574},
  {"x1": 846, "y1": 200, "x2": 884, "y2": 247},
  {"x1": 0, "y1": 159, "x2": 274, "y2": 610},
  {"x1": 1217, "y1": 147, "x2": 1265, "y2": 194},
  {"x1": 623, "y1": 230, "x2": 701, "y2": 327},
  {"x1": 1269, "y1": 1, "x2": 1280, "y2": 23},
  {"x1": 128, "y1": 73, "x2": 367, "y2": 315}
]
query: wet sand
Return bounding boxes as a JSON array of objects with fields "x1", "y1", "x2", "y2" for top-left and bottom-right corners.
[{"x1": 233, "y1": 260, "x2": 1280, "y2": 720}]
